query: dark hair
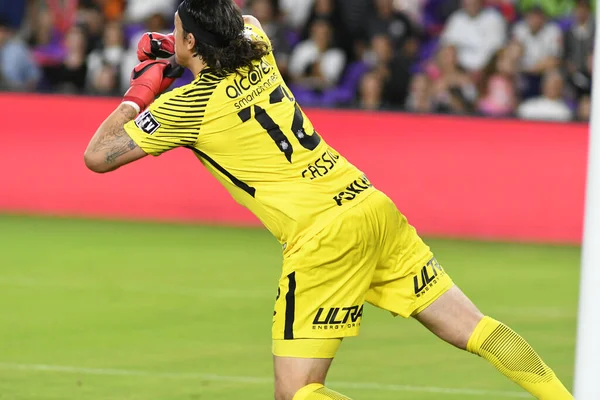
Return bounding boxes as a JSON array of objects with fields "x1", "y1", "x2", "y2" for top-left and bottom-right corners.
[
  {"x1": 179, "y1": 0, "x2": 270, "y2": 76},
  {"x1": 478, "y1": 50, "x2": 501, "y2": 96}
]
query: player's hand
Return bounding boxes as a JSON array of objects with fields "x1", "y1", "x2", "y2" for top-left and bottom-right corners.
[
  {"x1": 159, "y1": 57, "x2": 185, "y2": 93},
  {"x1": 137, "y1": 32, "x2": 176, "y2": 61},
  {"x1": 123, "y1": 58, "x2": 184, "y2": 112}
]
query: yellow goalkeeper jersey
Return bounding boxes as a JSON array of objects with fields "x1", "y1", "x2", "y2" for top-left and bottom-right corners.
[{"x1": 124, "y1": 23, "x2": 374, "y2": 254}]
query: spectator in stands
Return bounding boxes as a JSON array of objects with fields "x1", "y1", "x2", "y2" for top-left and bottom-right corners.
[
  {"x1": 477, "y1": 48, "x2": 518, "y2": 117},
  {"x1": 405, "y1": 73, "x2": 434, "y2": 113},
  {"x1": 359, "y1": 34, "x2": 413, "y2": 110},
  {"x1": 424, "y1": 0, "x2": 461, "y2": 36},
  {"x1": 359, "y1": 70, "x2": 384, "y2": 110},
  {"x1": 0, "y1": 0, "x2": 27, "y2": 30},
  {"x1": 126, "y1": 0, "x2": 175, "y2": 25},
  {"x1": 565, "y1": 0, "x2": 594, "y2": 99},
  {"x1": 87, "y1": 21, "x2": 124, "y2": 95},
  {"x1": 517, "y1": 70, "x2": 573, "y2": 121},
  {"x1": 303, "y1": 0, "x2": 350, "y2": 56},
  {"x1": 486, "y1": 0, "x2": 518, "y2": 23},
  {"x1": 303, "y1": 0, "x2": 343, "y2": 36},
  {"x1": 27, "y1": 7, "x2": 55, "y2": 49},
  {"x1": 512, "y1": 6, "x2": 563, "y2": 97},
  {"x1": 102, "y1": 0, "x2": 125, "y2": 21},
  {"x1": 77, "y1": 0, "x2": 106, "y2": 54},
  {"x1": 89, "y1": 63, "x2": 119, "y2": 95},
  {"x1": 0, "y1": 18, "x2": 41, "y2": 90},
  {"x1": 247, "y1": 0, "x2": 291, "y2": 78},
  {"x1": 337, "y1": 0, "x2": 373, "y2": 58},
  {"x1": 504, "y1": 39, "x2": 526, "y2": 63},
  {"x1": 288, "y1": 18, "x2": 346, "y2": 92},
  {"x1": 577, "y1": 95, "x2": 591, "y2": 121},
  {"x1": 395, "y1": 0, "x2": 427, "y2": 25},
  {"x1": 368, "y1": 0, "x2": 417, "y2": 53},
  {"x1": 426, "y1": 45, "x2": 477, "y2": 114},
  {"x1": 43, "y1": 25, "x2": 88, "y2": 93},
  {"x1": 280, "y1": 0, "x2": 313, "y2": 30},
  {"x1": 440, "y1": 0, "x2": 507, "y2": 73}
]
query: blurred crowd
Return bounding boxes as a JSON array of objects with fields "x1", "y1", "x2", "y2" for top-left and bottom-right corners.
[{"x1": 0, "y1": 0, "x2": 595, "y2": 122}]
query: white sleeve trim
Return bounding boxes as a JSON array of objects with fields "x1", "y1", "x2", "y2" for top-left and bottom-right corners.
[{"x1": 121, "y1": 101, "x2": 141, "y2": 114}]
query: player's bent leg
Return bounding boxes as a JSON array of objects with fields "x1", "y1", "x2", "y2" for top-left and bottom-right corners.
[
  {"x1": 367, "y1": 195, "x2": 572, "y2": 398},
  {"x1": 271, "y1": 196, "x2": 384, "y2": 400},
  {"x1": 273, "y1": 339, "x2": 352, "y2": 400},
  {"x1": 414, "y1": 285, "x2": 574, "y2": 399},
  {"x1": 412, "y1": 285, "x2": 483, "y2": 349}
]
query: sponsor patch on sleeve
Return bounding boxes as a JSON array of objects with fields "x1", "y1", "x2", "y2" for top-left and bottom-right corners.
[{"x1": 135, "y1": 110, "x2": 160, "y2": 135}]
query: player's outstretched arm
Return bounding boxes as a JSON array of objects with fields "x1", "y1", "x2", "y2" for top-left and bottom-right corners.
[
  {"x1": 84, "y1": 59, "x2": 183, "y2": 173},
  {"x1": 84, "y1": 104, "x2": 147, "y2": 173}
]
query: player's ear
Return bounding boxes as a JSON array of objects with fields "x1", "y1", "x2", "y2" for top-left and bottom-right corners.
[{"x1": 186, "y1": 32, "x2": 196, "y2": 52}]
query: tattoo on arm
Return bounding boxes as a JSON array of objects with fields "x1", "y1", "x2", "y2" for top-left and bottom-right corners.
[
  {"x1": 105, "y1": 136, "x2": 137, "y2": 164},
  {"x1": 88, "y1": 105, "x2": 140, "y2": 165}
]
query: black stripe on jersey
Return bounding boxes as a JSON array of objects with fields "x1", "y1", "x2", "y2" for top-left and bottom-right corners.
[
  {"x1": 144, "y1": 134, "x2": 198, "y2": 141},
  {"x1": 194, "y1": 78, "x2": 223, "y2": 87},
  {"x1": 165, "y1": 96, "x2": 211, "y2": 104},
  {"x1": 159, "y1": 105, "x2": 206, "y2": 114},
  {"x1": 159, "y1": 129, "x2": 201, "y2": 136},
  {"x1": 181, "y1": 87, "x2": 219, "y2": 97},
  {"x1": 284, "y1": 272, "x2": 296, "y2": 340},
  {"x1": 151, "y1": 71, "x2": 219, "y2": 128},
  {"x1": 189, "y1": 148, "x2": 256, "y2": 198},
  {"x1": 157, "y1": 105, "x2": 207, "y2": 114},
  {"x1": 142, "y1": 137, "x2": 197, "y2": 146},
  {"x1": 203, "y1": 72, "x2": 224, "y2": 80},
  {"x1": 171, "y1": 94, "x2": 213, "y2": 102},
  {"x1": 201, "y1": 73, "x2": 223, "y2": 81},
  {"x1": 189, "y1": 82, "x2": 220, "y2": 90},
  {"x1": 153, "y1": 111, "x2": 203, "y2": 126},
  {"x1": 182, "y1": 85, "x2": 219, "y2": 96},
  {"x1": 198, "y1": 70, "x2": 225, "y2": 82},
  {"x1": 158, "y1": 102, "x2": 206, "y2": 110},
  {"x1": 156, "y1": 113, "x2": 206, "y2": 120}
]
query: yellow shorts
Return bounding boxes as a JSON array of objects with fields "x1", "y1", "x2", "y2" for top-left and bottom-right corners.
[{"x1": 272, "y1": 190, "x2": 453, "y2": 356}]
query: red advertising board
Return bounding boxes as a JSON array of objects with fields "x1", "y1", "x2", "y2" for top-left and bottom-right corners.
[{"x1": 0, "y1": 93, "x2": 588, "y2": 244}]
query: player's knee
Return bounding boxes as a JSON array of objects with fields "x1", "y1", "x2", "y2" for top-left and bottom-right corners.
[
  {"x1": 274, "y1": 385, "x2": 292, "y2": 400},
  {"x1": 272, "y1": 343, "x2": 333, "y2": 399},
  {"x1": 274, "y1": 371, "x2": 328, "y2": 400},
  {"x1": 273, "y1": 364, "x2": 328, "y2": 400},
  {"x1": 273, "y1": 384, "x2": 289, "y2": 400},
  {"x1": 414, "y1": 286, "x2": 484, "y2": 351},
  {"x1": 444, "y1": 310, "x2": 484, "y2": 351},
  {"x1": 273, "y1": 378, "x2": 307, "y2": 400}
]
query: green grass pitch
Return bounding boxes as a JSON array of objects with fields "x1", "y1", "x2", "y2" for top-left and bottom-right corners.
[{"x1": 0, "y1": 215, "x2": 579, "y2": 399}]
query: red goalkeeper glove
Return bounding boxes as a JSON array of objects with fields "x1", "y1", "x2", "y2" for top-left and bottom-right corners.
[
  {"x1": 137, "y1": 32, "x2": 176, "y2": 61},
  {"x1": 123, "y1": 58, "x2": 184, "y2": 112}
]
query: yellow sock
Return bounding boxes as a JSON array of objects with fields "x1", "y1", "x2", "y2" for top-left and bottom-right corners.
[
  {"x1": 292, "y1": 383, "x2": 352, "y2": 400},
  {"x1": 467, "y1": 316, "x2": 573, "y2": 399}
]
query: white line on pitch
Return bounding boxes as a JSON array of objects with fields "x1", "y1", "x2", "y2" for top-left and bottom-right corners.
[
  {"x1": 0, "y1": 276, "x2": 575, "y2": 319},
  {"x1": 0, "y1": 276, "x2": 272, "y2": 299},
  {"x1": 0, "y1": 362, "x2": 530, "y2": 398}
]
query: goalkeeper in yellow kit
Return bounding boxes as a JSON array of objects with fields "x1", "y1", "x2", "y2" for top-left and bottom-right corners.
[{"x1": 84, "y1": 1, "x2": 573, "y2": 398}]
